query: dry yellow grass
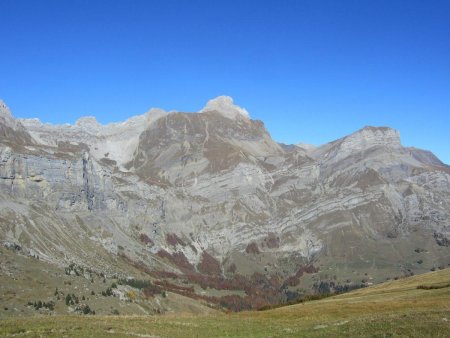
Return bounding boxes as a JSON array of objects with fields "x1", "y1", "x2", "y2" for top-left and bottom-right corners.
[{"x1": 1, "y1": 269, "x2": 449, "y2": 337}]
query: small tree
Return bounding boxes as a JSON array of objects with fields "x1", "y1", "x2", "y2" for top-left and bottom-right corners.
[{"x1": 83, "y1": 305, "x2": 92, "y2": 315}]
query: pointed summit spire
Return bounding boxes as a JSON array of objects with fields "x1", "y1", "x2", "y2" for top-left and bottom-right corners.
[
  {"x1": 0, "y1": 99, "x2": 13, "y2": 118},
  {"x1": 0, "y1": 99, "x2": 18, "y2": 129},
  {"x1": 200, "y1": 96, "x2": 250, "y2": 119}
]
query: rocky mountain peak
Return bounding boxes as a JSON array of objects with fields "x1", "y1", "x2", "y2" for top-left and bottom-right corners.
[
  {"x1": 75, "y1": 116, "x2": 101, "y2": 133},
  {"x1": 340, "y1": 126, "x2": 401, "y2": 151},
  {"x1": 144, "y1": 108, "x2": 169, "y2": 126},
  {"x1": 0, "y1": 99, "x2": 16, "y2": 128},
  {"x1": 200, "y1": 96, "x2": 250, "y2": 120},
  {"x1": 0, "y1": 100, "x2": 35, "y2": 144},
  {"x1": 311, "y1": 126, "x2": 402, "y2": 163},
  {"x1": 0, "y1": 99, "x2": 10, "y2": 113}
]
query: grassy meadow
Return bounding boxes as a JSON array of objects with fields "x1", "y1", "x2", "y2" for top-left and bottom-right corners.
[{"x1": 1, "y1": 268, "x2": 449, "y2": 337}]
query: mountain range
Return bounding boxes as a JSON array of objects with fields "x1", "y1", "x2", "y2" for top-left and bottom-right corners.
[{"x1": 1, "y1": 96, "x2": 449, "y2": 315}]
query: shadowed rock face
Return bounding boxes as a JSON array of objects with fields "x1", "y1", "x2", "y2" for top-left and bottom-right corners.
[{"x1": 1, "y1": 96, "x2": 449, "y2": 305}]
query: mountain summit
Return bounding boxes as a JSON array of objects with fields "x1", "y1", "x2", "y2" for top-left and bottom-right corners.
[{"x1": 200, "y1": 96, "x2": 250, "y2": 119}]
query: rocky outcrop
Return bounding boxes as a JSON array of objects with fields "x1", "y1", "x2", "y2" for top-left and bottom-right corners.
[
  {"x1": 0, "y1": 100, "x2": 34, "y2": 146},
  {"x1": 19, "y1": 107, "x2": 168, "y2": 169}
]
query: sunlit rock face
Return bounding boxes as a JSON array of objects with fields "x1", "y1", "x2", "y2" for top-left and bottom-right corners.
[
  {"x1": 1, "y1": 96, "x2": 449, "y2": 293},
  {"x1": 200, "y1": 95, "x2": 250, "y2": 119}
]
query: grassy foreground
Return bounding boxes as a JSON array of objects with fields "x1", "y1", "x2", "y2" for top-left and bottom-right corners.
[{"x1": 1, "y1": 269, "x2": 449, "y2": 337}]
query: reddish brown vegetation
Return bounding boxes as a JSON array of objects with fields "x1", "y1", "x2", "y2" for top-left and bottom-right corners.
[
  {"x1": 165, "y1": 233, "x2": 186, "y2": 247},
  {"x1": 227, "y1": 263, "x2": 237, "y2": 274},
  {"x1": 219, "y1": 295, "x2": 252, "y2": 312},
  {"x1": 197, "y1": 251, "x2": 221, "y2": 276},
  {"x1": 245, "y1": 242, "x2": 260, "y2": 254},
  {"x1": 295, "y1": 264, "x2": 319, "y2": 278},
  {"x1": 154, "y1": 279, "x2": 218, "y2": 306},
  {"x1": 181, "y1": 271, "x2": 284, "y2": 311},
  {"x1": 282, "y1": 264, "x2": 319, "y2": 288},
  {"x1": 121, "y1": 250, "x2": 321, "y2": 313},
  {"x1": 284, "y1": 275, "x2": 300, "y2": 287},
  {"x1": 142, "y1": 284, "x2": 163, "y2": 298},
  {"x1": 214, "y1": 273, "x2": 284, "y2": 311},
  {"x1": 157, "y1": 249, "x2": 194, "y2": 272},
  {"x1": 264, "y1": 233, "x2": 280, "y2": 249},
  {"x1": 118, "y1": 253, "x2": 154, "y2": 276},
  {"x1": 150, "y1": 270, "x2": 178, "y2": 279},
  {"x1": 184, "y1": 272, "x2": 249, "y2": 291},
  {"x1": 139, "y1": 233, "x2": 154, "y2": 246},
  {"x1": 154, "y1": 280, "x2": 195, "y2": 293}
]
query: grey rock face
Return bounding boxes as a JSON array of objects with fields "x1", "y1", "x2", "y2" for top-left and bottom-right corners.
[
  {"x1": 0, "y1": 101, "x2": 34, "y2": 146},
  {"x1": 1, "y1": 97, "x2": 449, "y2": 287}
]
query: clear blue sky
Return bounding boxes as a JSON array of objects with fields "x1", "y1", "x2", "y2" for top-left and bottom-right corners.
[{"x1": 1, "y1": 0, "x2": 449, "y2": 163}]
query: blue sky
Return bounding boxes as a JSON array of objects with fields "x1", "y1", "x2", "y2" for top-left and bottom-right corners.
[{"x1": 1, "y1": 0, "x2": 449, "y2": 163}]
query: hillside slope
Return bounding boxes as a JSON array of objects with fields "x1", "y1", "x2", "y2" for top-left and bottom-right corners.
[{"x1": 1, "y1": 268, "x2": 449, "y2": 337}]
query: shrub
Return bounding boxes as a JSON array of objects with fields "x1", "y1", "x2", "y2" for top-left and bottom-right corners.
[
  {"x1": 126, "y1": 290, "x2": 136, "y2": 300},
  {"x1": 166, "y1": 233, "x2": 186, "y2": 247},
  {"x1": 283, "y1": 275, "x2": 300, "y2": 287},
  {"x1": 245, "y1": 242, "x2": 260, "y2": 254},
  {"x1": 65, "y1": 294, "x2": 78, "y2": 305},
  {"x1": 417, "y1": 283, "x2": 450, "y2": 290},
  {"x1": 119, "y1": 278, "x2": 152, "y2": 289},
  {"x1": 139, "y1": 233, "x2": 154, "y2": 246},
  {"x1": 197, "y1": 251, "x2": 221, "y2": 276},
  {"x1": 157, "y1": 249, "x2": 194, "y2": 272},
  {"x1": 32, "y1": 300, "x2": 54, "y2": 311},
  {"x1": 75, "y1": 304, "x2": 94, "y2": 315},
  {"x1": 227, "y1": 263, "x2": 237, "y2": 274},
  {"x1": 142, "y1": 284, "x2": 163, "y2": 298},
  {"x1": 264, "y1": 233, "x2": 280, "y2": 249}
]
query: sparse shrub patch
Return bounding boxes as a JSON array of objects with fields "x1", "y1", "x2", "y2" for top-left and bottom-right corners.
[
  {"x1": 28, "y1": 300, "x2": 55, "y2": 311},
  {"x1": 157, "y1": 249, "x2": 195, "y2": 272},
  {"x1": 139, "y1": 233, "x2": 154, "y2": 246},
  {"x1": 166, "y1": 233, "x2": 186, "y2": 247},
  {"x1": 197, "y1": 251, "x2": 221, "y2": 276},
  {"x1": 245, "y1": 242, "x2": 260, "y2": 254},
  {"x1": 264, "y1": 233, "x2": 280, "y2": 249},
  {"x1": 417, "y1": 283, "x2": 450, "y2": 290}
]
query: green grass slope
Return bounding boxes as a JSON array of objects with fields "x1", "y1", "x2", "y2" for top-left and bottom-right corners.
[{"x1": 1, "y1": 268, "x2": 449, "y2": 337}]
